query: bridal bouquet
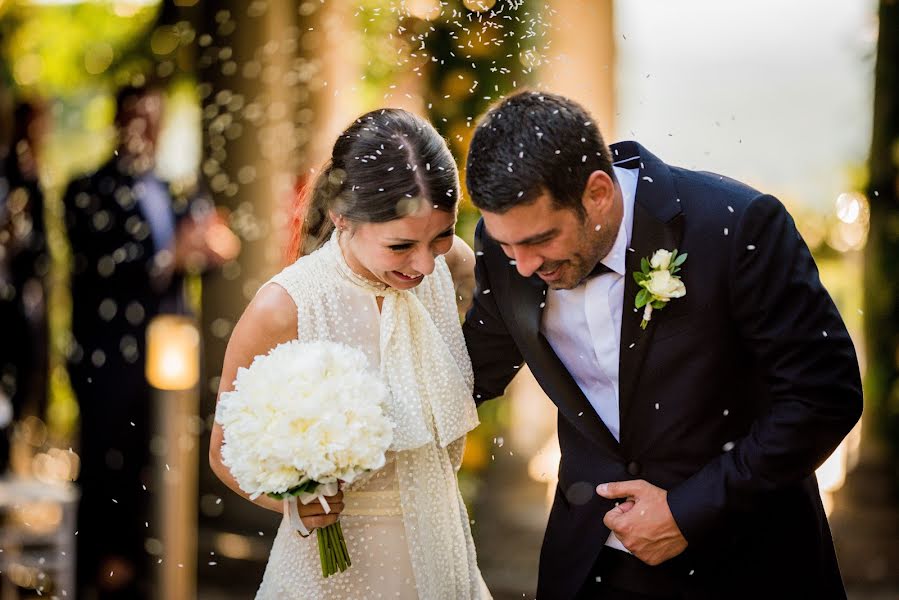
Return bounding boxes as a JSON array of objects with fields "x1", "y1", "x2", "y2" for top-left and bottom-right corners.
[{"x1": 216, "y1": 340, "x2": 394, "y2": 577}]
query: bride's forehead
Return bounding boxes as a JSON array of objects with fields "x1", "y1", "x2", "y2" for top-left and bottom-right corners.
[{"x1": 367, "y1": 210, "x2": 456, "y2": 238}]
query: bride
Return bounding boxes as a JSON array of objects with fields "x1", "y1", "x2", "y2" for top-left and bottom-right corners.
[{"x1": 209, "y1": 108, "x2": 491, "y2": 599}]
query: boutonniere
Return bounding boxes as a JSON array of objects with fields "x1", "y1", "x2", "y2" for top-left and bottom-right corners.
[{"x1": 633, "y1": 249, "x2": 687, "y2": 330}]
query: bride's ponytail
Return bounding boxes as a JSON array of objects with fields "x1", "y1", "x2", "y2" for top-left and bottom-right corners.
[{"x1": 284, "y1": 161, "x2": 342, "y2": 264}]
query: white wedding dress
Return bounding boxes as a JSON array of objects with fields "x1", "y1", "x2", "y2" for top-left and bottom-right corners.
[{"x1": 253, "y1": 233, "x2": 492, "y2": 600}]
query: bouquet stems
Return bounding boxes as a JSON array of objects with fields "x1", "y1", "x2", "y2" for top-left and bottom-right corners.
[{"x1": 316, "y1": 521, "x2": 351, "y2": 577}]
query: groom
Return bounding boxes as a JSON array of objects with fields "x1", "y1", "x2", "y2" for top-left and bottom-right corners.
[{"x1": 462, "y1": 91, "x2": 862, "y2": 599}]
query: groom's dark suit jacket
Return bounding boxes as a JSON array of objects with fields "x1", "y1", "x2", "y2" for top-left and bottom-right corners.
[{"x1": 463, "y1": 141, "x2": 862, "y2": 599}]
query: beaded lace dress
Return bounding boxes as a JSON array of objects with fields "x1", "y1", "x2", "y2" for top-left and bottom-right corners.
[{"x1": 254, "y1": 233, "x2": 491, "y2": 599}]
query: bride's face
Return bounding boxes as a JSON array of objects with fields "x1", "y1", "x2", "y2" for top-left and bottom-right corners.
[{"x1": 338, "y1": 201, "x2": 457, "y2": 291}]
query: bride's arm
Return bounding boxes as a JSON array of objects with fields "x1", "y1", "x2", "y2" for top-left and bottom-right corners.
[
  {"x1": 445, "y1": 234, "x2": 476, "y2": 316},
  {"x1": 209, "y1": 283, "x2": 344, "y2": 526}
]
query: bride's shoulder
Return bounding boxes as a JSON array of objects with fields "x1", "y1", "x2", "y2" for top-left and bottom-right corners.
[
  {"x1": 230, "y1": 283, "x2": 298, "y2": 354},
  {"x1": 225, "y1": 284, "x2": 297, "y2": 364},
  {"x1": 265, "y1": 245, "x2": 333, "y2": 296},
  {"x1": 444, "y1": 235, "x2": 475, "y2": 283},
  {"x1": 441, "y1": 235, "x2": 476, "y2": 313}
]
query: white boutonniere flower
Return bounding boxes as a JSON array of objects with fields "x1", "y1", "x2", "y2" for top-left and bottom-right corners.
[{"x1": 633, "y1": 249, "x2": 687, "y2": 329}]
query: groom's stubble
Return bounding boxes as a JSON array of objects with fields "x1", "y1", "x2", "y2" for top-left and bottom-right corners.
[
  {"x1": 545, "y1": 190, "x2": 622, "y2": 291},
  {"x1": 549, "y1": 214, "x2": 616, "y2": 290}
]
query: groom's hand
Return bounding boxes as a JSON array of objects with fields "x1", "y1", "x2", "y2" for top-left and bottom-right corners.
[{"x1": 596, "y1": 480, "x2": 687, "y2": 566}]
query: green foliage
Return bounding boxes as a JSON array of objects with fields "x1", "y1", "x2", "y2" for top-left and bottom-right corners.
[
  {"x1": 352, "y1": 1, "x2": 540, "y2": 243},
  {"x1": 0, "y1": 2, "x2": 160, "y2": 98},
  {"x1": 419, "y1": 0, "x2": 539, "y2": 226}
]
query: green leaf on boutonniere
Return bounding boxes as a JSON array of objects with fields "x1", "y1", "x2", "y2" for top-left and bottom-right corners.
[
  {"x1": 633, "y1": 271, "x2": 648, "y2": 284},
  {"x1": 651, "y1": 299, "x2": 667, "y2": 309},
  {"x1": 641, "y1": 257, "x2": 651, "y2": 274},
  {"x1": 673, "y1": 252, "x2": 688, "y2": 268},
  {"x1": 635, "y1": 288, "x2": 650, "y2": 308}
]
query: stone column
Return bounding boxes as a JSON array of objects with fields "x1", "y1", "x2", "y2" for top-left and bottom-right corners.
[{"x1": 539, "y1": 0, "x2": 616, "y2": 139}]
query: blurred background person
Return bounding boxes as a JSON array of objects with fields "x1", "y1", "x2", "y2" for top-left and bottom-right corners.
[
  {"x1": 63, "y1": 82, "x2": 239, "y2": 600},
  {"x1": 0, "y1": 99, "x2": 50, "y2": 473}
]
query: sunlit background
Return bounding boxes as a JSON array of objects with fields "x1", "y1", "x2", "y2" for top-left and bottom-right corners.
[{"x1": 1, "y1": 0, "x2": 896, "y2": 598}]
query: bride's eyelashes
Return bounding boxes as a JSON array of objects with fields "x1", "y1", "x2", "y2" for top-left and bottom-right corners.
[{"x1": 387, "y1": 229, "x2": 455, "y2": 253}]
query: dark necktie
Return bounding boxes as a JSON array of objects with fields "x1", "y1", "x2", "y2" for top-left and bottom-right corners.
[{"x1": 586, "y1": 260, "x2": 613, "y2": 279}]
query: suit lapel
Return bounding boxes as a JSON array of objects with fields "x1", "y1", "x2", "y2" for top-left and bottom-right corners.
[
  {"x1": 510, "y1": 273, "x2": 621, "y2": 454},
  {"x1": 614, "y1": 142, "x2": 684, "y2": 448}
]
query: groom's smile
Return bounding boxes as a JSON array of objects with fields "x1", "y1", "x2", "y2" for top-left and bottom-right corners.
[{"x1": 535, "y1": 260, "x2": 567, "y2": 283}]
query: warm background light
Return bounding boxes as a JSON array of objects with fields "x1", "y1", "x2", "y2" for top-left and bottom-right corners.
[
  {"x1": 404, "y1": 0, "x2": 442, "y2": 21},
  {"x1": 146, "y1": 315, "x2": 200, "y2": 390}
]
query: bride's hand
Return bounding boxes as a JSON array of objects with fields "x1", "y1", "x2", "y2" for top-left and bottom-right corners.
[{"x1": 297, "y1": 491, "x2": 345, "y2": 532}]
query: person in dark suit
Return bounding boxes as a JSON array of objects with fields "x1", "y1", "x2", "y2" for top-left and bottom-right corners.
[
  {"x1": 0, "y1": 100, "x2": 50, "y2": 472},
  {"x1": 463, "y1": 91, "x2": 862, "y2": 599},
  {"x1": 63, "y1": 83, "x2": 238, "y2": 599}
]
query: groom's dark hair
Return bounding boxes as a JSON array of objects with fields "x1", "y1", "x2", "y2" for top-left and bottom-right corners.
[{"x1": 466, "y1": 90, "x2": 614, "y2": 216}]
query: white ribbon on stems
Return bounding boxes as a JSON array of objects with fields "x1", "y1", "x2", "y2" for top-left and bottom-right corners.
[{"x1": 283, "y1": 481, "x2": 341, "y2": 538}]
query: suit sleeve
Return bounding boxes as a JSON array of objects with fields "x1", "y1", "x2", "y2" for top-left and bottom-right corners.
[
  {"x1": 462, "y1": 219, "x2": 524, "y2": 404},
  {"x1": 666, "y1": 194, "x2": 863, "y2": 547}
]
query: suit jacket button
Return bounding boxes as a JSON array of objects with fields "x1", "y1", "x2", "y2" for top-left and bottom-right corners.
[{"x1": 627, "y1": 461, "x2": 642, "y2": 476}]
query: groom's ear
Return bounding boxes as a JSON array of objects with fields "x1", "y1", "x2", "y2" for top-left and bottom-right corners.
[{"x1": 582, "y1": 170, "x2": 616, "y2": 216}]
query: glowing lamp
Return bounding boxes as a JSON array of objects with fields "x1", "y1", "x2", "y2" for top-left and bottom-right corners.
[{"x1": 146, "y1": 315, "x2": 200, "y2": 390}]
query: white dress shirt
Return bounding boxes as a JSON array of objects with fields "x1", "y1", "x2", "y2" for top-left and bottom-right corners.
[
  {"x1": 135, "y1": 173, "x2": 176, "y2": 253},
  {"x1": 541, "y1": 165, "x2": 638, "y2": 552}
]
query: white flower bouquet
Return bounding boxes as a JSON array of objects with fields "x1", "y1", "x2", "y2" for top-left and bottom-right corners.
[{"x1": 215, "y1": 340, "x2": 394, "y2": 577}]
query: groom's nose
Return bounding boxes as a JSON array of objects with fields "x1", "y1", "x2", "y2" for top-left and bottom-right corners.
[{"x1": 511, "y1": 248, "x2": 543, "y2": 278}]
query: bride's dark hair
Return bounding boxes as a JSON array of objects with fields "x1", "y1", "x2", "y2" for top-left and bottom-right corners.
[{"x1": 286, "y1": 108, "x2": 459, "y2": 262}]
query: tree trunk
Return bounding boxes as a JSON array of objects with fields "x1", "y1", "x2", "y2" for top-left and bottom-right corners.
[
  {"x1": 192, "y1": 1, "x2": 316, "y2": 594},
  {"x1": 864, "y1": 0, "x2": 899, "y2": 478}
]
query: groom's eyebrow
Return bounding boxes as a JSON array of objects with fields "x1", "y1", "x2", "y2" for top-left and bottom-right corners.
[{"x1": 494, "y1": 229, "x2": 558, "y2": 246}]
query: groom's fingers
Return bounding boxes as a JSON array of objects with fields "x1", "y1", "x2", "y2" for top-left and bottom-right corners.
[
  {"x1": 603, "y1": 499, "x2": 636, "y2": 529},
  {"x1": 602, "y1": 504, "x2": 628, "y2": 531},
  {"x1": 596, "y1": 480, "x2": 647, "y2": 500}
]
